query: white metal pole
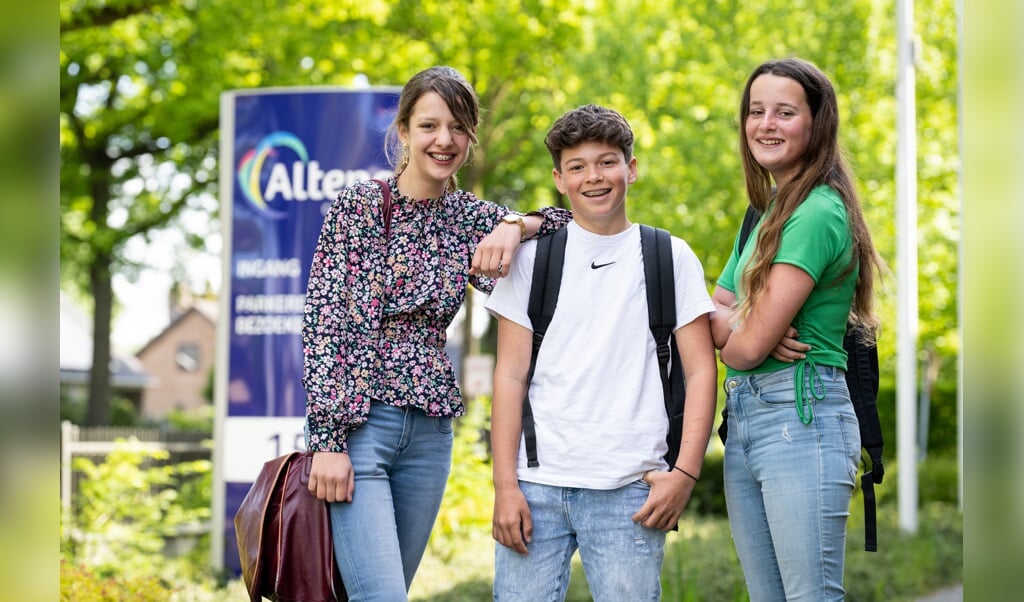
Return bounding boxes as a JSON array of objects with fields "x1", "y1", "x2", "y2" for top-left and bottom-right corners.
[
  {"x1": 210, "y1": 91, "x2": 236, "y2": 571},
  {"x1": 896, "y1": 0, "x2": 920, "y2": 534},
  {"x1": 60, "y1": 420, "x2": 74, "y2": 512},
  {"x1": 955, "y1": 0, "x2": 963, "y2": 513}
]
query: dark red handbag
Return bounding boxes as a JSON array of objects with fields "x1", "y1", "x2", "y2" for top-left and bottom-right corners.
[{"x1": 235, "y1": 452, "x2": 346, "y2": 602}]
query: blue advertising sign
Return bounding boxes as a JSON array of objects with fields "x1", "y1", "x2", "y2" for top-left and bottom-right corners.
[{"x1": 213, "y1": 88, "x2": 399, "y2": 572}]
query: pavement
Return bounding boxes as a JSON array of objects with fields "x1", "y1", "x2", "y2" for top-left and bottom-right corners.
[{"x1": 916, "y1": 583, "x2": 963, "y2": 601}]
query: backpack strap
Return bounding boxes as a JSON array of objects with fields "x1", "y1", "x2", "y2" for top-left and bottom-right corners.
[
  {"x1": 844, "y1": 326, "x2": 883, "y2": 551},
  {"x1": 640, "y1": 225, "x2": 675, "y2": 372},
  {"x1": 716, "y1": 205, "x2": 764, "y2": 446},
  {"x1": 738, "y1": 204, "x2": 761, "y2": 252},
  {"x1": 639, "y1": 225, "x2": 685, "y2": 467},
  {"x1": 522, "y1": 227, "x2": 567, "y2": 468}
]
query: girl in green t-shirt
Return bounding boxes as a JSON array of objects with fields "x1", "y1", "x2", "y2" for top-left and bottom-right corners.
[{"x1": 710, "y1": 58, "x2": 885, "y2": 601}]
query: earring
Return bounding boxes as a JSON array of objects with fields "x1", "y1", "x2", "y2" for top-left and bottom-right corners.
[{"x1": 397, "y1": 144, "x2": 409, "y2": 173}]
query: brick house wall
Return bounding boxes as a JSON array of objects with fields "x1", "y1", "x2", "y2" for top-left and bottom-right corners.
[{"x1": 136, "y1": 307, "x2": 216, "y2": 418}]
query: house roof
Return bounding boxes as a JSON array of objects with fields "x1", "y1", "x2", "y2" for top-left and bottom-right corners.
[
  {"x1": 134, "y1": 299, "x2": 218, "y2": 358},
  {"x1": 60, "y1": 292, "x2": 152, "y2": 389}
]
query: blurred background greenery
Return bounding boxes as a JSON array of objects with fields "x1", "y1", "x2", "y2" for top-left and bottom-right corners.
[{"x1": 60, "y1": 0, "x2": 961, "y2": 427}]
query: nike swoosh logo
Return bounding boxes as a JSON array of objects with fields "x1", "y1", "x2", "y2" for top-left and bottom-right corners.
[{"x1": 590, "y1": 261, "x2": 616, "y2": 269}]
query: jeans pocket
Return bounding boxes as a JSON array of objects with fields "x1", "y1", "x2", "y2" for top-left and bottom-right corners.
[
  {"x1": 433, "y1": 416, "x2": 453, "y2": 434},
  {"x1": 755, "y1": 379, "x2": 795, "y2": 406},
  {"x1": 839, "y1": 413, "x2": 861, "y2": 482}
]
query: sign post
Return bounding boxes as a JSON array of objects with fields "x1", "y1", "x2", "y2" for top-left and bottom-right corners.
[{"x1": 212, "y1": 88, "x2": 399, "y2": 572}]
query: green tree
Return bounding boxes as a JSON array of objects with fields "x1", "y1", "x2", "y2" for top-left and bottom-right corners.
[
  {"x1": 61, "y1": 1, "x2": 222, "y2": 424},
  {"x1": 62, "y1": 440, "x2": 212, "y2": 581}
]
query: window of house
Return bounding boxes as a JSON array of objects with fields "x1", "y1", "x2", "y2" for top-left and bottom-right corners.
[{"x1": 176, "y1": 343, "x2": 201, "y2": 372}]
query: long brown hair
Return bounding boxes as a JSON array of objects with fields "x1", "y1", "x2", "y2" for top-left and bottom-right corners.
[
  {"x1": 736, "y1": 58, "x2": 884, "y2": 337},
  {"x1": 385, "y1": 66, "x2": 480, "y2": 193}
]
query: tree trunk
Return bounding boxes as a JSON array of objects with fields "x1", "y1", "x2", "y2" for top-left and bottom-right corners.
[
  {"x1": 85, "y1": 166, "x2": 114, "y2": 426},
  {"x1": 86, "y1": 255, "x2": 114, "y2": 426}
]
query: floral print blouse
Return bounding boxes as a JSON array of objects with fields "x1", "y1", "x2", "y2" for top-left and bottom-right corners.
[{"x1": 303, "y1": 177, "x2": 571, "y2": 452}]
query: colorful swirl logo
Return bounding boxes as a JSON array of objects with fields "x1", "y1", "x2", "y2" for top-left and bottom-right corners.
[{"x1": 237, "y1": 131, "x2": 308, "y2": 219}]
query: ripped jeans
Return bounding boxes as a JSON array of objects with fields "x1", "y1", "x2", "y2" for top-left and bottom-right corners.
[
  {"x1": 493, "y1": 480, "x2": 665, "y2": 602},
  {"x1": 723, "y1": 364, "x2": 860, "y2": 602}
]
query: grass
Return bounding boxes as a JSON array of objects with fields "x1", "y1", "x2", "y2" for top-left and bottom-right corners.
[{"x1": 408, "y1": 501, "x2": 962, "y2": 602}]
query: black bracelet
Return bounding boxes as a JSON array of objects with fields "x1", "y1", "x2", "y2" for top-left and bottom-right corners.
[{"x1": 672, "y1": 465, "x2": 699, "y2": 482}]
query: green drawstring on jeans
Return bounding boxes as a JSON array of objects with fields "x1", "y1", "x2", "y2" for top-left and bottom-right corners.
[{"x1": 793, "y1": 357, "x2": 825, "y2": 424}]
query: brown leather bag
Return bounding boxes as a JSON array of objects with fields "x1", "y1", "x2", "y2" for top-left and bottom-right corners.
[{"x1": 235, "y1": 452, "x2": 346, "y2": 602}]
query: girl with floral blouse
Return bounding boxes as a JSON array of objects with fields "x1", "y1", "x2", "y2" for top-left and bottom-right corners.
[{"x1": 302, "y1": 66, "x2": 570, "y2": 600}]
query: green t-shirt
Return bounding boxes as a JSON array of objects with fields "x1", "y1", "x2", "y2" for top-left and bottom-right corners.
[{"x1": 717, "y1": 185, "x2": 857, "y2": 377}]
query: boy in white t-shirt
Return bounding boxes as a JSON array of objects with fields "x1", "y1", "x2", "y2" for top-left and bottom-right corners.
[{"x1": 485, "y1": 104, "x2": 718, "y2": 601}]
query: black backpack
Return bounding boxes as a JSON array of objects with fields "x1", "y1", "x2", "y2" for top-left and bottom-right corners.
[
  {"x1": 521, "y1": 225, "x2": 686, "y2": 470},
  {"x1": 722, "y1": 205, "x2": 885, "y2": 552}
]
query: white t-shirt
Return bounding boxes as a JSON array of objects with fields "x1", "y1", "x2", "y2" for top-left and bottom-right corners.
[{"x1": 484, "y1": 222, "x2": 714, "y2": 489}]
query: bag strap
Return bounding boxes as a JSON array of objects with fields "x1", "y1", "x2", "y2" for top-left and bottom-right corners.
[
  {"x1": 843, "y1": 330, "x2": 884, "y2": 477},
  {"x1": 371, "y1": 179, "x2": 393, "y2": 237},
  {"x1": 639, "y1": 225, "x2": 677, "y2": 444},
  {"x1": 844, "y1": 327, "x2": 883, "y2": 552},
  {"x1": 522, "y1": 227, "x2": 567, "y2": 467},
  {"x1": 738, "y1": 204, "x2": 760, "y2": 252}
]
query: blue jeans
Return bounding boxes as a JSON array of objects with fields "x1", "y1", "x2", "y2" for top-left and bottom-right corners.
[
  {"x1": 493, "y1": 480, "x2": 665, "y2": 602},
  {"x1": 327, "y1": 402, "x2": 453, "y2": 602},
  {"x1": 723, "y1": 364, "x2": 860, "y2": 602}
]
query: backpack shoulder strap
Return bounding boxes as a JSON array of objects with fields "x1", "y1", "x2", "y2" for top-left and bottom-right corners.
[
  {"x1": 639, "y1": 225, "x2": 686, "y2": 468},
  {"x1": 527, "y1": 228, "x2": 567, "y2": 336},
  {"x1": 738, "y1": 204, "x2": 761, "y2": 253},
  {"x1": 640, "y1": 225, "x2": 675, "y2": 369},
  {"x1": 522, "y1": 227, "x2": 568, "y2": 468},
  {"x1": 844, "y1": 325, "x2": 884, "y2": 551}
]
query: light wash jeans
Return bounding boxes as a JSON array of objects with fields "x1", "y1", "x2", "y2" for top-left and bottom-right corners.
[
  {"x1": 493, "y1": 479, "x2": 665, "y2": 602},
  {"x1": 723, "y1": 364, "x2": 860, "y2": 602},
  {"x1": 326, "y1": 402, "x2": 453, "y2": 602}
]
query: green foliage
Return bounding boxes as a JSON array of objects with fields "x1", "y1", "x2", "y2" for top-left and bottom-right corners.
[
  {"x1": 60, "y1": 394, "x2": 139, "y2": 426},
  {"x1": 61, "y1": 439, "x2": 212, "y2": 583},
  {"x1": 918, "y1": 454, "x2": 959, "y2": 505},
  {"x1": 60, "y1": 559, "x2": 253, "y2": 602},
  {"x1": 160, "y1": 404, "x2": 215, "y2": 433},
  {"x1": 662, "y1": 518, "x2": 749, "y2": 602},
  {"x1": 686, "y1": 453, "x2": 727, "y2": 516},
  {"x1": 429, "y1": 395, "x2": 496, "y2": 560},
  {"x1": 874, "y1": 452, "x2": 960, "y2": 508},
  {"x1": 60, "y1": 560, "x2": 177, "y2": 602},
  {"x1": 876, "y1": 380, "x2": 959, "y2": 462},
  {"x1": 845, "y1": 503, "x2": 962, "y2": 601}
]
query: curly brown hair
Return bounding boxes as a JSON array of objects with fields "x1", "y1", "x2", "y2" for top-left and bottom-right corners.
[{"x1": 544, "y1": 104, "x2": 634, "y2": 172}]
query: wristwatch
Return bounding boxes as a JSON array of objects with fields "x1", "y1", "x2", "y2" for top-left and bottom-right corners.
[{"x1": 500, "y1": 213, "x2": 527, "y2": 241}]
